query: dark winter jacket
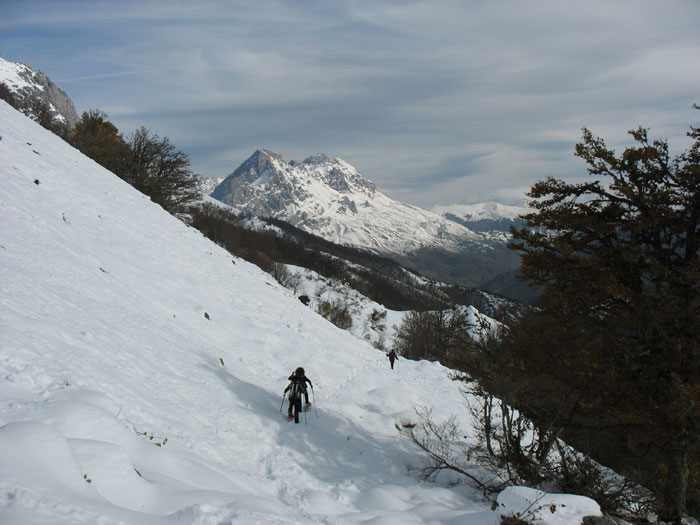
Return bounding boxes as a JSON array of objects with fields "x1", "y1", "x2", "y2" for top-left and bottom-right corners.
[{"x1": 288, "y1": 371, "x2": 312, "y2": 391}]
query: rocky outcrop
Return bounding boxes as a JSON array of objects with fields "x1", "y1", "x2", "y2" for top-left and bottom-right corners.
[{"x1": 0, "y1": 57, "x2": 79, "y2": 128}]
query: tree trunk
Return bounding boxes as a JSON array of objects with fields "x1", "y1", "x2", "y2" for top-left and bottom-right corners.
[{"x1": 659, "y1": 440, "x2": 689, "y2": 524}]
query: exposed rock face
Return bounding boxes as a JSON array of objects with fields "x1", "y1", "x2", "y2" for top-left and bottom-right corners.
[
  {"x1": 0, "y1": 57, "x2": 79, "y2": 128},
  {"x1": 195, "y1": 175, "x2": 225, "y2": 196}
]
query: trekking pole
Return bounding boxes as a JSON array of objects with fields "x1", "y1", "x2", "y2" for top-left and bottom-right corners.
[
  {"x1": 311, "y1": 387, "x2": 318, "y2": 418},
  {"x1": 280, "y1": 392, "x2": 286, "y2": 412}
]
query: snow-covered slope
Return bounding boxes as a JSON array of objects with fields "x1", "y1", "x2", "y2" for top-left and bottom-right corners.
[
  {"x1": 0, "y1": 56, "x2": 79, "y2": 128},
  {"x1": 283, "y1": 264, "x2": 512, "y2": 351},
  {"x1": 0, "y1": 101, "x2": 602, "y2": 524},
  {"x1": 212, "y1": 150, "x2": 483, "y2": 255}
]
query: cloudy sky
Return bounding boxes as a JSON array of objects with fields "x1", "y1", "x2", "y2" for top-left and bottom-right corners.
[{"x1": 2, "y1": 0, "x2": 699, "y2": 207}]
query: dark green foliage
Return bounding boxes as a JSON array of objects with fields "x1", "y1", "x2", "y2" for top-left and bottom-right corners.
[
  {"x1": 0, "y1": 82, "x2": 19, "y2": 109},
  {"x1": 70, "y1": 110, "x2": 131, "y2": 178},
  {"x1": 397, "y1": 314, "x2": 652, "y2": 520},
  {"x1": 27, "y1": 98, "x2": 56, "y2": 130},
  {"x1": 499, "y1": 112, "x2": 700, "y2": 521}
]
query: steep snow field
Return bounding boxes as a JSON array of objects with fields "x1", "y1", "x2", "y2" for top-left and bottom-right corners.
[{"x1": 0, "y1": 101, "x2": 601, "y2": 524}]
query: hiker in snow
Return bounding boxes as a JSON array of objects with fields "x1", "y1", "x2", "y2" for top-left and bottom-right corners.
[
  {"x1": 285, "y1": 367, "x2": 312, "y2": 423},
  {"x1": 288, "y1": 367, "x2": 313, "y2": 407},
  {"x1": 284, "y1": 381, "x2": 302, "y2": 424},
  {"x1": 386, "y1": 350, "x2": 398, "y2": 369}
]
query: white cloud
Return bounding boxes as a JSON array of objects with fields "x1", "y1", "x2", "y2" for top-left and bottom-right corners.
[{"x1": 2, "y1": 0, "x2": 698, "y2": 206}]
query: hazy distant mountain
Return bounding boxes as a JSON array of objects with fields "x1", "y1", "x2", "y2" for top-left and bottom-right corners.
[
  {"x1": 432, "y1": 202, "x2": 528, "y2": 222},
  {"x1": 431, "y1": 202, "x2": 529, "y2": 242},
  {"x1": 196, "y1": 175, "x2": 225, "y2": 196},
  {"x1": 0, "y1": 56, "x2": 79, "y2": 128},
  {"x1": 428, "y1": 203, "x2": 542, "y2": 302}
]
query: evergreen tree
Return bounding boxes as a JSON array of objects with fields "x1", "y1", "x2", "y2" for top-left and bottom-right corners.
[
  {"x1": 70, "y1": 110, "x2": 131, "y2": 178},
  {"x1": 505, "y1": 110, "x2": 699, "y2": 521},
  {"x1": 0, "y1": 82, "x2": 18, "y2": 109}
]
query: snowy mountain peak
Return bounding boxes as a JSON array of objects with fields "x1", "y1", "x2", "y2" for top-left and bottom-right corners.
[
  {"x1": 430, "y1": 201, "x2": 530, "y2": 243},
  {"x1": 0, "y1": 56, "x2": 79, "y2": 128},
  {"x1": 236, "y1": 148, "x2": 288, "y2": 183},
  {"x1": 301, "y1": 152, "x2": 332, "y2": 165},
  {"x1": 212, "y1": 150, "x2": 480, "y2": 254},
  {"x1": 431, "y1": 201, "x2": 529, "y2": 222}
]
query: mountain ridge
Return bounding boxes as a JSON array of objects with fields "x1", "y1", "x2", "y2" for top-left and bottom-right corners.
[
  {"x1": 210, "y1": 151, "x2": 537, "y2": 302},
  {"x1": 0, "y1": 56, "x2": 79, "y2": 129},
  {"x1": 212, "y1": 149, "x2": 484, "y2": 255}
]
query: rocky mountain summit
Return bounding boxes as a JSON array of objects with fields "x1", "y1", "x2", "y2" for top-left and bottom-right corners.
[
  {"x1": 0, "y1": 56, "x2": 79, "y2": 128},
  {"x1": 210, "y1": 150, "x2": 538, "y2": 302},
  {"x1": 212, "y1": 149, "x2": 483, "y2": 255}
]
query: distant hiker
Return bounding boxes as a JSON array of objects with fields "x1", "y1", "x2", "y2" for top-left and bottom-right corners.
[
  {"x1": 285, "y1": 367, "x2": 313, "y2": 423},
  {"x1": 386, "y1": 350, "x2": 398, "y2": 369}
]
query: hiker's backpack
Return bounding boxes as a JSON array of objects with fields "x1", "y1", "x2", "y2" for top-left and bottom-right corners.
[{"x1": 288, "y1": 379, "x2": 305, "y2": 401}]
